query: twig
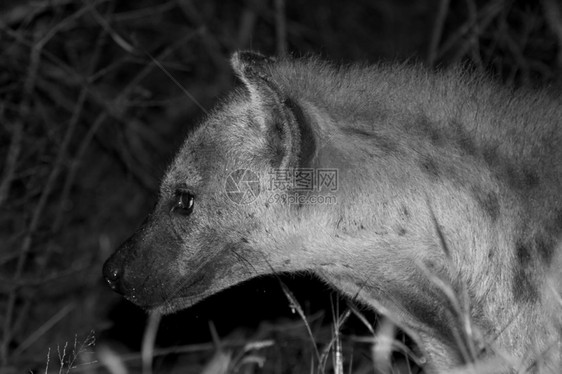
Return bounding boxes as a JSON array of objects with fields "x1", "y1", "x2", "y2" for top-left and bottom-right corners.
[
  {"x1": 438, "y1": 0, "x2": 503, "y2": 63},
  {"x1": 108, "y1": 1, "x2": 176, "y2": 22},
  {"x1": 274, "y1": 0, "x2": 287, "y2": 58},
  {"x1": 0, "y1": 0, "x2": 81, "y2": 27},
  {"x1": 541, "y1": 0, "x2": 562, "y2": 68},
  {"x1": 427, "y1": 0, "x2": 450, "y2": 66},
  {"x1": 84, "y1": 0, "x2": 136, "y2": 54},
  {"x1": 237, "y1": 2, "x2": 257, "y2": 49},
  {"x1": 14, "y1": 303, "x2": 75, "y2": 356},
  {"x1": 465, "y1": 0, "x2": 483, "y2": 69},
  {"x1": 177, "y1": 0, "x2": 231, "y2": 87},
  {"x1": 53, "y1": 2, "x2": 111, "y2": 231},
  {"x1": 278, "y1": 279, "x2": 321, "y2": 363},
  {"x1": 0, "y1": 118, "x2": 23, "y2": 208}
]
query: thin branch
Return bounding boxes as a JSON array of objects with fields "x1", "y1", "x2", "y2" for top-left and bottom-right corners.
[
  {"x1": 427, "y1": 0, "x2": 450, "y2": 66},
  {"x1": 0, "y1": 118, "x2": 23, "y2": 208},
  {"x1": 541, "y1": 0, "x2": 562, "y2": 68},
  {"x1": 274, "y1": 0, "x2": 287, "y2": 58}
]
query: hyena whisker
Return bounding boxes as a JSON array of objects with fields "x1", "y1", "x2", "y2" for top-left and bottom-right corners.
[{"x1": 230, "y1": 247, "x2": 257, "y2": 274}]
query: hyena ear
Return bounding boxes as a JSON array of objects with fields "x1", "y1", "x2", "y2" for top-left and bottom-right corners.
[
  {"x1": 231, "y1": 51, "x2": 276, "y2": 102},
  {"x1": 230, "y1": 51, "x2": 316, "y2": 169}
]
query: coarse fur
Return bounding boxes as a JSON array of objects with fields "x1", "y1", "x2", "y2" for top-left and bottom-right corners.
[{"x1": 103, "y1": 52, "x2": 562, "y2": 373}]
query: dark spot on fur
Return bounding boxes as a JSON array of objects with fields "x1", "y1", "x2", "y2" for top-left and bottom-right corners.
[
  {"x1": 397, "y1": 227, "x2": 407, "y2": 236},
  {"x1": 535, "y1": 236, "x2": 555, "y2": 263},
  {"x1": 373, "y1": 134, "x2": 399, "y2": 154},
  {"x1": 343, "y1": 127, "x2": 372, "y2": 137},
  {"x1": 512, "y1": 237, "x2": 551, "y2": 303},
  {"x1": 450, "y1": 118, "x2": 476, "y2": 156},
  {"x1": 516, "y1": 235, "x2": 555, "y2": 265},
  {"x1": 419, "y1": 157, "x2": 440, "y2": 179},
  {"x1": 342, "y1": 127, "x2": 398, "y2": 155},
  {"x1": 551, "y1": 209, "x2": 562, "y2": 235},
  {"x1": 417, "y1": 115, "x2": 443, "y2": 145},
  {"x1": 424, "y1": 259, "x2": 439, "y2": 272},
  {"x1": 471, "y1": 186, "x2": 500, "y2": 222},
  {"x1": 482, "y1": 146, "x2": 499, "y2": 167},
  {"x1": 555, "y1": 209, "x2": 562, "y2": 227},
  {"x1": 523, "y1": 170, "x2": 540, "y2": 189},
  {"x1": 505, "y1": 165, "x2": 519, "y2": 188},
  {"x1": 359, "y1": 224, "x2": 365, "y2": 230},
  {"x1": 402, "y1": 205, "x2": 410, "y2": 217},
  {"x1": 515, "y1": 240, "x2": 532, "y2": 265},
  {"x1": 488, "y1": 248, "x2": 495, "y2": 259},
  {"x1": 512, "y1": 266, "x2": 539, "y2": 303},
  {"x1": 505, "y1": 165, "x2": 540, "y2": 192}
]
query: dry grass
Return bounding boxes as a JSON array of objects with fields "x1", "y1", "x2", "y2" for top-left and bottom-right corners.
[{"x1": 1, "y1": 0, "x2": 561, "y2": 372}]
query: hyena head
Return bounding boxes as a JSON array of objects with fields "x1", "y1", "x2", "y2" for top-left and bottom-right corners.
[
  {"x1": 103, "y1": 52, "x2": 320, "y2": 313},
  {"x1": 104, "y1": 51, "x2": 562, "y2": 371}
]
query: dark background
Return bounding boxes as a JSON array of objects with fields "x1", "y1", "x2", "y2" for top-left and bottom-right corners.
[{"x1": 1, "y1": 0, "x2": 561, "y2": 373}]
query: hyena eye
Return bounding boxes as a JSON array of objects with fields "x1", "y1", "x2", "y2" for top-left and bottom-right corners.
[{"x1": 171, "y1": 190, "x2": 194, "y2": 216}]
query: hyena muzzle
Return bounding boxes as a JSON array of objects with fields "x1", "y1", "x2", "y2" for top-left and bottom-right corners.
[{"x1": 103, "y1": 52, "x2": 562, "y2": 372}]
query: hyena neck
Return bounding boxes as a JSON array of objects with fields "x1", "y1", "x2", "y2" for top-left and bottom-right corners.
[
  {"x1": 297, "y1": 209, "x2": 561, "y2": 370},
  {"x1": 272, "y1": 67, "x2": 562, "y2": 368}
]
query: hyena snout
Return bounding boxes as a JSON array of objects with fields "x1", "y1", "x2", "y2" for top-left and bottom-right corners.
[
  {"x1": 102, "y1": 238, "x2": 134, "y2": 297},
  {"x1": 103, "y1": 221, "x2": 180, "y2": 308},
  {"x1": 102, "y1": 234, "x2": 156, "y2": 302}
]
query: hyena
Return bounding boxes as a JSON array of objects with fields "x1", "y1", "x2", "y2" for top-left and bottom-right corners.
[{"x1": 103, "y1": 52, "x2": 562, "y2": 372}]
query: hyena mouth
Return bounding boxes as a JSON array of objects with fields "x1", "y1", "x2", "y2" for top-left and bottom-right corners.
[
  {"x1": 115, "y1": 272, "x2": 209, "y2": 311},
  {"x1": 155, "y1": 273, "x2": 210, "y2": 310}
]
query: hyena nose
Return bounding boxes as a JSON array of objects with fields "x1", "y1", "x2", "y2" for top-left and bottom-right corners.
[{"x1": 102, "y1": 259, "x2": 127, "y2": 295}]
